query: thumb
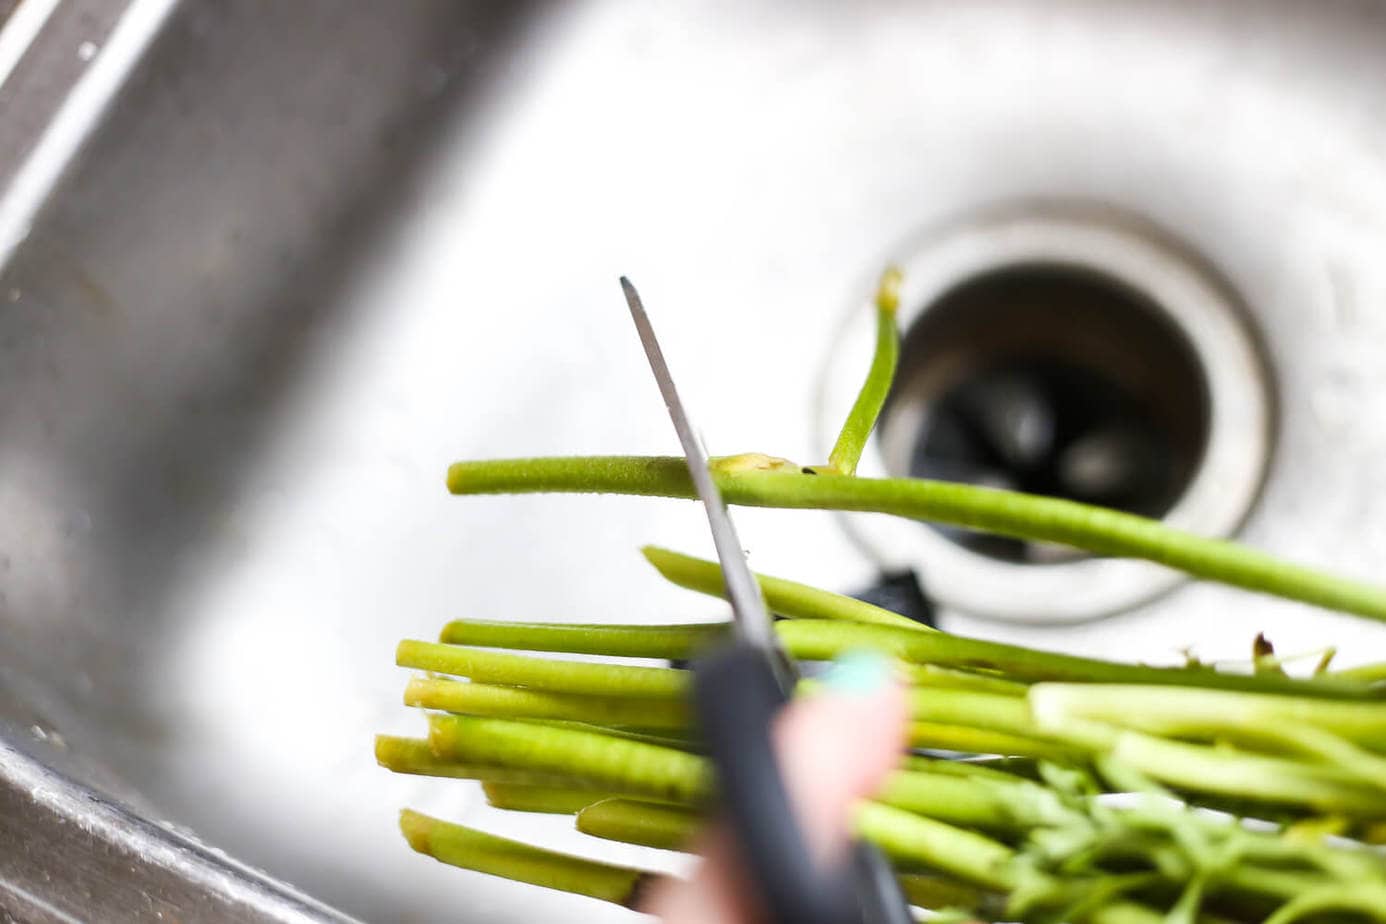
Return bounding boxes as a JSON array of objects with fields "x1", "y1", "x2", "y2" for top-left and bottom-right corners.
[{"x1": 774, "y1": 651, "x2": 910, "y2": 864}]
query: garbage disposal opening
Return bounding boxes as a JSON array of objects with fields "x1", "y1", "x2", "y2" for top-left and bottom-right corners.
[
  {"x1": 818, "y1": 206, "x2": 1273, "y2": 623},
  {"x1": 880, "y1": 263, "x2": 1210, "y2": 564}
]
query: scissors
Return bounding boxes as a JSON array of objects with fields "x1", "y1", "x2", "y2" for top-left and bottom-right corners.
[{"x1": 621, "y1": 277, "x2": 914, "y2": 924}]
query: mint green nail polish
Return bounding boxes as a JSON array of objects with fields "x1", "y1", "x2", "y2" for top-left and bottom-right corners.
[{"x1": 822, "y1": 650, "x2": 890, "y2": 694}]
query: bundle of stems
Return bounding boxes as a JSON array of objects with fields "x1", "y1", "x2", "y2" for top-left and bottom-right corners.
[{"x1": 379, "y1": 271, "x2": 1386, "y2": 922}]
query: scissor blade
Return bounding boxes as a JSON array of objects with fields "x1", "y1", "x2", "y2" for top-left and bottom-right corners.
[{"x1": 620, "y1": 277, "x2": 779, "y2": 655}]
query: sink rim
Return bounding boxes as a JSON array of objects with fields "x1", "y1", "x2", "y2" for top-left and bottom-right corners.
[{"x1": 0, "y1": 735, "x2": 359, "y2": 923}]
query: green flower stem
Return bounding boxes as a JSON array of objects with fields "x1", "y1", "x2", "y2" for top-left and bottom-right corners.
[
  {"x1": 428, "y1": 715, "x2": 712, "y2": 805},
  {"x1": 1033, "y1": 689, "x2": 1386, "y2": 795},
  {"x1": 521, "y1": 718, "x2": 700, "y2": 753},
  {"x1": 396, "y1": 708, "x2": 1386, "y2": 922},
  {"x1": 438, "y1": 618, "x2": 723, "y2": 659},
  {"x1": 777, "y1": 619, "x2": 1375, "y2": 698},
  {"x1": 855, "y1": 801, "x2": 1017, "y2": 891},
  {"x1": 877, "y1": 768, "x2": 1079, "y2": 832},
  {"x1": 434, "y1": 613, "x2": 1365, "y2": 697},
  {"x1": 1331, "y1": 661, "x2": 1386, "y2": 683},
  {"x1": 1205, "y1": 867, "x2": 1322, "y2": 908},
  {"x1": 405, "y1": 677, "x2": 691, "y2": 730},
  {"x1": 736, "y1": 466, "x2": 1386, "y2": 626},
  {"x1": 903, "y1": 754, "x2": 1042, "y2": 784},
  {"x1": 424, "y1": 715, "x2": 1087, "y2": 838},
  {"x1": 1085, "y1": 902, "x2": 1170, "y2": 924},
  {"x1": 648, "y1": 548, "x2": 1376, "y2": 695},
  {"x1": 403, "y1": 793, "x2": 1155, "y2": 923},
  {"x1": 897, "y1": 874, "x2": 1002, "y2": 916},
  {"x1": 902, "y1": 663, "x2": 1030, "y2": 696},
  {"x1": 1226, "y1": 831, "x2": 1383, "y2": 884},
  {"x1": 446, "y1": 455, "x2": 692, "y2": 498},
  {"x1": 374, "y1": 735, "x2": 575, "y2": 787},
  {"x1": 1107, "y1": 730, "x2": 1386, "y2": 817},
  {"x1": 846, "y1": 806, "x2": 1164, "y2": 921},
  {"x1": 433, "y1": 613, "x2": 1371, "y2": 708},
  {"x1": 826, "y1": 266, "x2": 901, "y2": 477},
  {"x1": 651, "y1": 547, "x2": 1373, "y2": 697},
  {"x1": 1030, "y1": 684, "x2": 1386, "y2": 745},
  {"x1": 1029, "y1": 683, "x2": 1386, "y2": 776},
  {"x1": 642, "y1": 545, "x2": 927, "y2": 631},
  {"x1": 398, "y1": 723, "x2": 1361, "y2": 921},
  {"x1": 801, "y1": 681, "x2": 1069, "y2": 755},
  {"x1": 576, "y1": 798, "x2": 700, "y2": 852},
  {"x1": 908, "y1": 687, "x2": 1030, "y2": 730},
  {"x1": 909, "y1": 722, "x2": 1079, "y2": 762},
  {"x1": 1260, "y1": 884, "x2": 1386, "y2": 924},
  {"x1": 796, "y1": 677, "x2": 1021, "y2": 716},
  {"x1": 400, "y1": 809, "x2": 649, "y2": 907},
  {"x1": 446, "y1": 456, "x2": 1386, "y2": 624},
  {"x1": 1073, "y1": 804, "x2": 1365, "y2": 906},
  {"x1": 397, "y1": 640, "x2": 689, "y2": 698},
  {"x1": 481, "y1": 782, "x2": 615, "y2": 815}
]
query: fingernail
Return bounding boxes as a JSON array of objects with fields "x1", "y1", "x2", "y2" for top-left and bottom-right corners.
[{"x1": 821, "y1": 650, "x2": 891, "y2": 694}]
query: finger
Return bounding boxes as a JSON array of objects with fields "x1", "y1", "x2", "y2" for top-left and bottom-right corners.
[
  {"x1": 640, "y1": 825, "x2": 754, "y2": 924},
  {"x1": 775, "y1": 651, "x2": 910, "y2": 864}
]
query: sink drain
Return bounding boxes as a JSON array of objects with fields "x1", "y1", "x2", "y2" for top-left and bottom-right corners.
[
  {"x1": 883, "y1": 264, "x2": 1210, "y2": 564},
  {"x1": 818, "y1": 206, "x2": 1273, "y2": 622}
]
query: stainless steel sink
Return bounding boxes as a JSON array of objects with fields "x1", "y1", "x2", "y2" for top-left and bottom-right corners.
[{"x1": 3, "y1": 0, "x2": 1386, "y2": 921}]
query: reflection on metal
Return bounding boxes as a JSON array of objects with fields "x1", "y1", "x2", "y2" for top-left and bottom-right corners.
[{"x1": 0, "y1": 742, "x2": 358, "y2": 922}]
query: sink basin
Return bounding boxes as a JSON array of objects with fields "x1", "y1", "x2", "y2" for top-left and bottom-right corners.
[{"x1": 3, "y1": 0, "x2": 1386, "y2": 920}]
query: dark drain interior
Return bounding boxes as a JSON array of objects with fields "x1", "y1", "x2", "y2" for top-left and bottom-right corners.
[{"x1": 880, "y1": 264, "x2": 1211, "y2": 563}]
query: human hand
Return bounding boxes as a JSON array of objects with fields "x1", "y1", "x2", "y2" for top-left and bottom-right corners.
[{"x1": 642, "y1": 653, "x2": 909, "y2": 923}]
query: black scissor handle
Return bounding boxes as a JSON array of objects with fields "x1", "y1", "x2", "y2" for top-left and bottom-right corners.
[{"x1": 692, "y1": 644, "x2": 913, "y2": 924}]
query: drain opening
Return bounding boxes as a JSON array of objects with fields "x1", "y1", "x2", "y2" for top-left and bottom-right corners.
[
  {"x1": 880, "y1": 264, "x2": 1210, "y2": 564},
  {"x1": 818, "y1": 207, "x2": 1272, "y2": 622}
]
